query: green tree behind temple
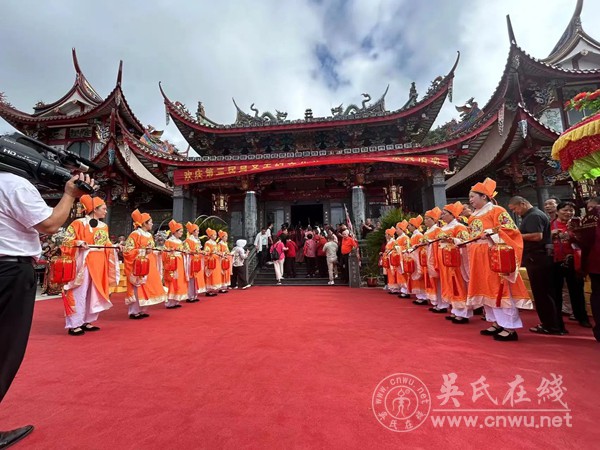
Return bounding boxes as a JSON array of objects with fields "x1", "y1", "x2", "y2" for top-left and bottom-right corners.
[{"x1": 363, "y1": 208, "x2": 414, "y2": 278}]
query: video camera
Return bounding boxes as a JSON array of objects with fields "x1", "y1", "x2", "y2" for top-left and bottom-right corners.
[{"x1": 0, "y1": 132, "x2": 97, "y2": 194}]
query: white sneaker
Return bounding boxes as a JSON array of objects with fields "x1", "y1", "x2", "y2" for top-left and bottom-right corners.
[
  {"x1": 242, "y1": 284, "x2": 252, "y2": 290},
  {"x1": 233, "y1": 286, "x2": 239, "y2": 289},
  {"x1": 328, "y1": 280, "x2": 334, "y2": 285},
  {"x1": 276, "y1": 281, "x2": 282, "y2": 285}
]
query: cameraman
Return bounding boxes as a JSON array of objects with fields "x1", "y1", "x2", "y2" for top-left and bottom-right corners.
[{"x1": 0, "y1": 171, "x2": 94, "y2": 448}]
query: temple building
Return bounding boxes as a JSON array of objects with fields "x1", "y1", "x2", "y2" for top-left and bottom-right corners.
[{"x1": 1, "y1": 0, "x2": 599, "y2": 238}]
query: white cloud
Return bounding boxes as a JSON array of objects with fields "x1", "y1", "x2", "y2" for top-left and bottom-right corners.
[{"x1": 1, "y1": 0, "x2": 598, "y2": 150}]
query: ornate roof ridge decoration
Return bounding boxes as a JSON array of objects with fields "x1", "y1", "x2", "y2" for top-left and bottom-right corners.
[
  {"x1": 542, "y1": 0, "x2": 600, "y2": 65},
  {"x1": 517, "y1": 103, "x2": 561, "y2": 138},
  {"x1": 329, "y1": 85, "x2": 389, "y2": 118},
  {"x1": 32, "y1": 48, "x2": 103, "y2": 116},
  {"x1": 232, "y1": 98, "x2": 289, "y2": 126},
  {"x1": 515, "y1": 45, "x2": 600, "y2": 75},
  {"x1": 160, "y1": 51, "x2": 460, "y2": 132},
  {"x1": 0, "y1": 52, "x2": 145, "y2": 134}
]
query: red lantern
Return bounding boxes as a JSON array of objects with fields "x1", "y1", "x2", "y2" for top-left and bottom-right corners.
[
  {"x1": 51, "y1": 256, "x2": 76, "y2": 284},
  {"x1": 133, "y1": 256, "x2": 149, "y2": 277},
  {"x1": 402, "y1": 255, "x2": 415, "y2": 274},
  {"x1": 390, "y1": 253, "x2": 401, "y2": 267},
  {"x1": 442, "y1": 245, "x2": 461, "y2": 268},
  {"x1": 488, "y1": 244, "x2": 516, "y2": 274},
  {"x1": 221, "y1": 258, "x2": 231, "y2": 270},
  {"x1": 191, "y1": 255, "x2": 203, "y2": 274},
  {"x1": 164, "y1": 254, "x2": 177, "y2": 272},
  {"x1": 206, "y1": 256, "x2": 217, "y2": 270}
]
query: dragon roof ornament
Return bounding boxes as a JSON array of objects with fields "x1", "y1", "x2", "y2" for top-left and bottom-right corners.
[
  {"x1": 233, "y1": 98, "x2": 288, "y2": 126},
  {"x1": 331, "y1": 85, "x2": 389, "y2": 117}
]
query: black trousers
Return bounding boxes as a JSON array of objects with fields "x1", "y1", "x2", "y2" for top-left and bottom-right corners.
[
  {"x1": 230, "y1": 266, "x2": 247, "y2": 288},
  {"x1": 589, "y1": 273, "x2": 600, "y2": 341},
  {"x1": 258, "y1": 249, "x2": 269, "y2": 269},
  {"x1": 552, "y1": 262, "x2": 589, "y2": 324},
  {"x1": 305, "y1": 257, "x2": 316, "y2": 276},
  {"x1": 0, "y1": 261, "x2": 37, "y2": 403},
  {"x1": 284, "y1": 258, "x2": 296, "y2": 277},
  {"x1": 524, "y1": 254, "x2": 561, "y2": 331},
  {"x1": 340, "y1": 253, "x2": 349, "y2": 283}
]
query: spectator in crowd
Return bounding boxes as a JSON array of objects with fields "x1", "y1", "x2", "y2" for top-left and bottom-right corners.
[
  {"x1": 508, "y1": 196, "x2": 562, "y2": 335},
  {"x1": 230, "y1": 239, "x2": 251, "y2": 290},
  {"x1": 551, "y1": 201, "x2": 591, "y2": 330},
  {"x1": 361, "y1": 218, "x2": 375, "y2": 239},
  {"x1": 284, "y1": 237, "x2": 298, "y2": 278},
  {"x1": 323, "y1": 235, "x2": 339, "y2": 285},
  {"x1": 303, "y1": 230, "x2": 317, "y2": 277},
  {"x1": 254, "y1": 227, "x2": 270, "y2": 269},
  {"x1": 270, "y1": 235, "x2": 287, "y2": 285},
  {"x1": 544, "y1": 197, "x2": 560, "y2": 222}
]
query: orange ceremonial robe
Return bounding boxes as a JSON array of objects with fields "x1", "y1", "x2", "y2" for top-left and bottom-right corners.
[
  {"x1": 203, "y1": 239, "x2": 222, "y2": 292},
  {"x1": 163, "y1": 236, "x2": 188, "y2": 301},
  {"x1": 407, "y1": 231, "x2": 426, "y2": 296},
  {"x1": 123, "y1": 229, "x2": 167, "y2": 307},
  {"x1": 218, "y1": 240, "x2": 232, "y2": 289},
  {"x1": 184, "y1": 236, "x2": 206, "y2": 295},
  {"x1": 395, "y1": 234, "x2": 410, "y2": 290},
  {"x1": 466, "y1": 203, "x2": 533, "y2": 309},
  {"x1": 384, "y1": 239, "x2": 400, "y2": 292},
  {"x1": 423, "y1": 225, "x2": 442, "y2": 302},
  {"x1": 437, "y1": 220, "x2": 470, "y2": 307}
]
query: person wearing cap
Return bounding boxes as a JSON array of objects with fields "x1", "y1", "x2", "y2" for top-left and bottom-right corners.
[
  {"x1": 217, "y1": 230, "x2": 232, "y2": 293},
  {"x1": 230, "y1": 239, "x2": 251, "y2": 289},
  {"x1": 123, "y1": 210, "x2": 167, "y2": 319},
  {"x1": 383, "y1": 228, "x2": 400, "y2": 293},
  {"x1": 61, "y1": 195, "x2": 119, "y2": 336},
  {"x1": 163, "y1": 220, "x2": 188, "y2": 308},
  {"x1": 438, "y1": 202, "x2": 471, "y2": 324},
  {"x1": 184, "y1": 222, "x2": 206, "y2": 302},
  {"x1": 394, "y1": 221, "x2": 410, "y2": 297},
  {"x1": 422, "y1": 207, "x2": 445, "y2": 312},
  {"x1": 467, "y1": 178, "x2": 532, "y2": 341},
  {"x1": 406, "y1": 216, "x2": 428, "y2": 303},
  {"x1": 203, "y1": 228, "x2": 221, "y2": 296}
]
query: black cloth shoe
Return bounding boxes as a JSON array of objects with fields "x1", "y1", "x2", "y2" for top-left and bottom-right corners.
[
  {"x1": 219, "y1": 289, "x2": 229, "y2": 294},
  {"x1": 82, "y1": 323, "x2": 100, "y2": 331},
  {"x1": 165, "y1": 305, "x2": 178, "y2": 309},
  {"x1": 451, "y1": 317, "x2": 470, "y2": 324},
  {"x1": 68, "y1": 327, "x2": 85, "y2": 336},
  {"x1": 186, "y1": 299, "x2": 194, "y2": 303},
  {"x1": 480, "y1": 325, "x2": 504, "y2": 336},
  {"x1": 579, "y1": 321, "x2": 593, "y2": 328},
  {"x1": 431, "y1": 308, "x2": 448, "y2": 313},
  {"x1": 139, "y1": 313, "x2": 150, "y2": 318},
  {"x1": 0, "y1": 425, "x2": 34, "y2": 448},
  {"x1": 473, "y1": 307, "x2": 484, "y2": 315},
  {"x1": 529, "y1": 324, "x2": 552, "y2": 334},
  {"x1": 398, "y1": 293, "x2": 411, "y2": 298},
  {"x1": 413, "y1": 300, "x2": 428, "y2": 305},
  {"x1": 205, "y1": 292, "x2": 217, "y2": 297},
  {"x1": 445, "y1": 315, "x2": 455, "y2": 321},
  {"x1": 129, "y1": 314, "x2": 144, "y2": 320},
  {"x1": 174, "y1": 304, "x2": 182, "y2": 308},
  {"x1": 493, "y1": 330, "x2": 519, "y2": 341}
]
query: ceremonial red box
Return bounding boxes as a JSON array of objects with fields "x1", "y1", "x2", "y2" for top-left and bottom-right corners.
[
  {"x1": 206, "y1": 256, "x2": 217, "y2": 270},
  {"x1": 191, "y1": 255, "x2": 203, "y2": 273},
  {"x1": 221, "y1": 258, "x2": 231, "y2": 270},
  {"x1": 402, "y1": 255, "x2": 415, "y2": 274},
  {"x1": 390, "y1": 253, "x2": 401, "y2": 267},
  {"x1": 51, "y1": 257, "x2": 76, "y2": 283},
  {"x1": 133, "y1": 256, "x2": 149, "y2": 277},
  {"x1": 382, "y1": 257, "x2": 390, "y2": 269},
  {"x1": 442, "y1": 245, "x2": 461, "y2": 268},
  {"x1": 488, "y1": 244, "x2": 516, "y2": 274},
  {"x1": 164, "y1": 255, "x2": 177, "y2": 272},
  {"x1": 419, "y1": 249, "x2": 428, "y2": 267}
]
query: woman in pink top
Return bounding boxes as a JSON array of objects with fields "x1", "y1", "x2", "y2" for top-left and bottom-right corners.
[{"x1": 270, "y1": 236, "x2": 287, "y2": 285}]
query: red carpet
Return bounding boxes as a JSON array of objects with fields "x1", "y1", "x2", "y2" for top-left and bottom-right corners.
[{"x1": 2, "y1": 287, "x2": 599, "y2": 449}]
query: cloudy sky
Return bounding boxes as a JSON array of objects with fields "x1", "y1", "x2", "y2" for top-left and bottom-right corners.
[{"x1": 1, "y1": 0, "x2": 597, "y2": 151}]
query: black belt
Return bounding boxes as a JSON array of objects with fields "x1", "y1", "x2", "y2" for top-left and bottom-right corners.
[{"x1": 0, "y1": 256, "x2": 34, "y2": 264}]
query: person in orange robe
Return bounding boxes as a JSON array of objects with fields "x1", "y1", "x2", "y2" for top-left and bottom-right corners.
[
  {"x1": 203, "y1": 228, "x2": 221, "y2": 296},
  {"x1": 123, "y1": 209, "x2": 167, "y2": 319},
  {"x1": 406, "y1": 215, "x2": 427, "y2": 302},
  {"x1": 62, "y1": 195, "x2": 119, "y2": 335},
  {"x1": 438, "y1": 202, "x2": 471, "y2": 324},
  {"x1": 467, "y1": 178, "x2": 533, "y2": 341},
  {"x1": 163, "y1": 220, "x2": 188, "y2": 308},
  {"x1": 383, "y1": 228, "x2": 399, "y2": 293},
  {"x1": 217, "y1": 230, "x2": 232, "y2": 293},
  {"x1": 184, "y1": 222, "x2": 206, "y2": 302},
  {"x1": 422, "y1": 207, "x2": 445, "y2": 311},
  {"x1": 394, "y1": 220, "x2": 410, "y2": 297}
]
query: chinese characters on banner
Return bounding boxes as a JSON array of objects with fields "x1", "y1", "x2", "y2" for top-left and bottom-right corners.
[{"x1": 173, "y1": 154, "x2": 449, "y2": 185}]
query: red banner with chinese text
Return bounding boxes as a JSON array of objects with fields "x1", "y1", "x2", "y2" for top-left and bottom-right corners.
[{"x1": 173, "y1": 154, "x2": 448, "y2": 185}]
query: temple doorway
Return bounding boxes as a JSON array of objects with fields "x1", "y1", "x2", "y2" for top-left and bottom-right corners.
[{"x1": 290, "y1": 204, "x2": 324, "y2": 228}]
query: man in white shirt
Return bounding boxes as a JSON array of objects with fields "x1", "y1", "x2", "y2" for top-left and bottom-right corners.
[
  {"x1": 0, "y1": 171, "x2": 93, "y2": 448},
  {"x1": 254, "y1": 227, "x2": 270, "y2": 269}
]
